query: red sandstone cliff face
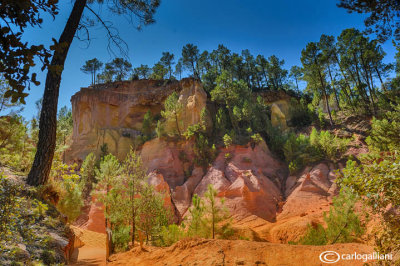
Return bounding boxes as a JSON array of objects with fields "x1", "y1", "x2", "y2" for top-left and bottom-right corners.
[{"x1": 140, "y1": 138, "x2": 341, "y2": 243}]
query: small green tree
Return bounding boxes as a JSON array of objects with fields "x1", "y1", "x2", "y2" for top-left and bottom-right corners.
[
  {"x1": 161, "y1": 92, "x2": 183, "y2": 136},
  {"x1": 123, "y1": 149, "x2": 147, "y2": 244},
  {"x1": 160, "y1": 52, "x2": 175, "y2": 79},
  {"x1": 187, "y1": 194, "x2": 206, "y2": 237},
  {"x1": 338, "y1": 153, "x2": 400, "y2": 259},
  {"x1": 203, "y1": 184, "x2": 232, "y2": 239},
  {"x1": 142, "y1": 110, "x2": 154, "y2": 140},
  {"x1": 80, "y1": 152, "x2": 96, "y2": 199},
  {"x1": 132, "y1": 64, "x2": 152, "y2": 79},
  {"x1": 159, "y1": 224, "x2": 186, "y2": 246},
  {"x1": 223, "y1": 134, "x2": 233, "y2": 148},
  {"x1": 298, "y1": 189, "x2": 363, "y2": 245},
  {"x1": 56, "y1": 164, "x2": 84, "y2": 222},
  {"x1": 366, "y1": 105, "x2": 400, "y2": 152},
  {"x1": 93, "y1": 154, "x2": 122, "y2": 230},
  {"x1": 136, "y1": 184, "x2": 171, "y2": 244}
]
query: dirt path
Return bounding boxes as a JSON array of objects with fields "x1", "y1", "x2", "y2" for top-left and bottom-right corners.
[{"x1": 70, "y1": 226, "x2": 107, "y2": 266}]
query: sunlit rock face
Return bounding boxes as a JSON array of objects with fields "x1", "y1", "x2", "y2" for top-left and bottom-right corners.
[
  {"x1": 258, "y1": 91, "x2": 292, "y2": 130},
  {"x1": 65, "y1": 78, "x2": 207, "y2": 162}
]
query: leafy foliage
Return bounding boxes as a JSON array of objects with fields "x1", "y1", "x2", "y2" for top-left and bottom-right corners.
[
  {"x1": 0, "y1": 115, "x2": 34, "y2": 173},
  {"x1": 0, "y1": 0, "x2": 58, "y2": 102},
  {"x1": 203, "y1": 184, "x2": 233, "y2": 239},
  {"x1": 158, "y1": 186, "x2": 233, "y2": 247},
  {"x1": 338, "y1": 0, "x2": 400, "y2": 42},
  {"x1": 136, "y1": 184, "x2": 172, "y2": 244},
  {"x1": 161, "y1": 92, "x2": 183, "y2": 136},
  {"x1": 55, "y1": 163, "x2": 84, "y2": 222},
  {"x1": 366, "y1": 105, "x2": 400, "y2": 152},
  {"x1": 284, "y1": 128, "x2": 350, "y2": 174},
  {"x1": 81, "y1": 58, "x2": 103, "y2": 85},
  {"x1": 297, "y1": 189, "x2": 364, "y2": 245},
  {"x1": 80, "y1": 152, "x2": 97, "y2": 199},
  {"x1": 0, "y1": 174, "x2": 67, "y2": 264},
  {"x1": 338, "y1": 153, "x2": 400, "y2": 261}
]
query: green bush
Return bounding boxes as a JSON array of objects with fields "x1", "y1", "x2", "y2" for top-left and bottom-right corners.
[
  {"x1": 223, "y1": 133, "x2": 233, "y2": 148},
  {"x1": 297, "y1": 223, "x2": 327, "y2": 245},
  {"x1": 112, "y1": 225, "x2": 131, "y2": 252},
  {"x1": 366, "y1": 105, "x2": 400, "y2": 152},
  {"x1": 0, "y1": 115, "x2": 34, "y2": 173},
  {"x1": 338, "y1": 153, "x2": 400, "y2": 260},
  {"x1": 284, "y1": 128, "x2": 350, "y2": 174},
  {"x1": 288, "y1": 99, "x2": 314, "y2": 127},
  {"x1": 160, "y1": 224, "x2": 186, "y2": 246},
  {"x1": 283, "y1": 132, "x2": 322, "y2": 174},
  {"x1": 80, "y1": 152, "x2": 96, "y2": 198},
  {"x1": 184, "y1": 123, "x2": 216, "y2": 167},
  {"x1": 55, "y1": 163, "x2": 84, "y2": 223},
  {"x1": 142, "y1": 110, "x2": 154, "y2": 141},
  {"x1": 317, "y1": 108, "x2": 326, "y2": 128},
  {"x1": 40, "y1": 250, "x2": 56, "y2": 265},
  {"x1": 311, "y1": 128, "x2": 350, "y2": 161},
  {"x1": 297, "y1": 189, "x2": 363, "y2": 245}
]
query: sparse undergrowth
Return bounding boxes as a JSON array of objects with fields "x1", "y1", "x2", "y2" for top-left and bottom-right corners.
[{"x1": 0, "y1": 171, "x2": 70, "y2": 265}]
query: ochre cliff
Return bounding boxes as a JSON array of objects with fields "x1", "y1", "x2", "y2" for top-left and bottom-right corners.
[
  {"x1": 66, "y1": 78, "x2": 206, "y2": 162},
  {"x1": 68, "y1": 79, "x2": 342, "y2": 244}
]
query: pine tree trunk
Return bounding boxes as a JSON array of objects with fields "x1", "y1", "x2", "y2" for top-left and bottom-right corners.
[
  {"x1": 375, "y1": 66, "x2": 387, "y2": 92},
  {"x1": 27, "y1": 0, "x2": 87, "y2": 186},
  {"x1": 317, "y1": 67, "x2": 334, "y2": 126}
]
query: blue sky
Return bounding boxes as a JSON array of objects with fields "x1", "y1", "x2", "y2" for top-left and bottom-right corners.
[{"x1": 13, "y1": 0, "x2": 397, "y2": 119}]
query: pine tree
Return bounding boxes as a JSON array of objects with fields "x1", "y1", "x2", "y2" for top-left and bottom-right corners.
[
  {"x1": 123, "y1": 150, "x2": 147, "y2": 244},
  {"x1": 161, "y1": 92, "x2": 183, "y2": 136},
  {"x1": 80, "y1": 58, "x2": 103, "y2": 85}
]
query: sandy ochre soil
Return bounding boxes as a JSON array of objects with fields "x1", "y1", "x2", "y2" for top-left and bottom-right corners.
[
  {"x1": 70, "y1": 225, "x2": 107, "y2": 266},
  {"x1": 108, "y1": 238, "x2": 375, "y2": 266}
]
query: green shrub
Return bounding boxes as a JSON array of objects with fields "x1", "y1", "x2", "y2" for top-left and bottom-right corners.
[
  {"x1": 0, "y1": 174, "x2": 21, "y2": 241},
  {"x1": 318, "y1": 108, "x2": 326, "y2": 128},
  {"x1": 80, "y1": 152, "x2": 96, "y2": 198},
  {"x1": 366, "y1": 105, "x2": 400, "y2": 152},
  {"x1": 250, "y1": 133, "x2": 263, "y2": 145},
  {"x1": 142, "y1": 110, "x2": 154, "y2": 141},
  {"x1": 0, "y1": 115, "x2": 34, "y2": 173},
  {"x1": 283, "y1": 132, "x2": 322, "y2": 174},
  {"x1": 112, "y1": 225, "x2": 131, "y2": 252},
  {"x1": 284, "y1": 128, "x2": 350, "y2": 174},
  {"x1": 288, "y1": 99, "x2": 314, "y2": 127},
  {"x1": 298, "y1": 223, "x2": 327, "y2": 245},
  {"x1": 265, "y1": 121, "x2": 289, "y2": 160},
  {"x1": 160, "y1": 224, "x2": 186, "y2": 246},
  {"x1": 223, "y1": 134, "x2": 233, "y2": 148},
  {"x1": 314, "y1": 129, "x2": 350, "y2": 160},
  {"x1": 155, "y1": 120, "x2": 165, "y2": 138},
  {"x1": 56, "y1": 164, "x2": 84, "y2": 223},
  {"x1": 338, "y1": 153, "x2": 400, "y2": 260},
  {"x1": 40, "y1": 250, "x2": 56, "y2": 265},
  {"x1": 297, "y1": 189, "x2": 363, "y2": 245}
]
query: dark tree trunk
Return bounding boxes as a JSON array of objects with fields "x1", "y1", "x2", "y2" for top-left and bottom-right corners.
[
  {"x1": 327, "y1": 64, "x2": 341, "y2": 110},
  {"x1": 317, "y1": 68, "x2": 334, "y2": 126},
  {"x1": 375, "y1": 66, "x2": 387, "y2": 92},
  {"x1": 27, "y1": 0, "x2": 87, "y2": 186}
]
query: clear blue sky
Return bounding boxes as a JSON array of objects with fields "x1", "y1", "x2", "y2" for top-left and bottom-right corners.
[{"x1": 15, "y1": 0, "x2": 397, "y2": 119}]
